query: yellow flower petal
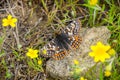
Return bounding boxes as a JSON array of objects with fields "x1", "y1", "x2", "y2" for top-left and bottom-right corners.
[
  {"x1": 104, "y1": 53, "x2": 110, "y2": 58},
  {"x1": 73, "y1": 60, "x2": 79, "y2": 65},
  {"x1": 2, "y1": 19, "x2": 9, "y2": 26},
  {"x1": 91, "y1": 46, "x2": 96, "y2": 51},
  {"x1": 97, "y1": 41, "x2": 102, "y2": 46},
  {"x1": 104, "y1": 45, "x2": 111, "y2": 51},
  {"x1": 100, "y1": 57, "x2": 105, "y2": 62},
  {"x1": 10, "y1": 23, "x2": 16, "y2": 27},
  {"x1": 12, "y1": 18, "x2": 17, "y2": 22},
  {"x1": 38, "y1": 59, "x2": 42, "y2": 65},
  {"x1": 94, "y1": 57, "x2": 99, "y2": 62},
  {"x1": 104, "y1": 70, "x2": 111, "y2": 77},
  {"x1": 34, "y1": 50, "x2": 39, "y2": 53},
  {"x1": 89, "y1": 52, "x2": 95, "y2": 57},
  {"x1": 2, "y1": 18, "x2": 7, "y2": 22},
  {"x1": 89, "y1": 0, "x2": 98, "y2": 6},
  {"x1": 108, "y1": 49, "x2": 116, "y2": 56},
  {"x1": 80, "y1": 77, "x2": 84, "y2": 80},
  {"x1": 26, "y1": 52, "x2": 31, "y2": 57},
  {"x1": 29, "y1": 48, "x2": 33, "y2": 52},
  {"x1": 8, "y1": 14, "x2": 12, "y2": 19},
  {"x1": 2, "y1": 22, "x2": 9, "y2": 26},
  {"x1": 80, "y1": 77, "x2": 87, "y2": 80}
]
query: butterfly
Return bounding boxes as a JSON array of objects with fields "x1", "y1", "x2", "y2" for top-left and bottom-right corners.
[{"x1": 41, "y1": 19, "x2": 82, "y2": 60}]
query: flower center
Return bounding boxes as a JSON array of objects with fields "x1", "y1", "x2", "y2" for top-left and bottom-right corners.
[
  {"x1": 8, "y1": 19, "x2": 12, "y2": 24},
  {"x1": 96, "y1": 47, "x2": 105, "y2": 56}
]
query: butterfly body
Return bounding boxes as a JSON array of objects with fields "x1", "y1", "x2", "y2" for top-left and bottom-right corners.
[{"x1": 41, "y1": 19, "x2": 82, "y2": 60}]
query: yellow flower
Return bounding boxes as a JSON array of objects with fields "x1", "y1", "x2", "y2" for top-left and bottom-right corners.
[
  {"x1": 80, "y1": 77, "x2": 87, "y2": 80},
  {"x1": 42, "y1": 49, "x2": 47, "y2": 54},
  {"x1": 108, "y1": 49, "x2": 116, "y2": 56},
  {"x1": 73, "y1": 59, "x2": 79, "y2": 65},
  {"x1": 89, "y1": 42, "x2": 111, "y2": 62},
  {"x1": 26, "y1": 48, "x2": 39, "y2": 59},
  {"x1": 38, "y1": 59, "x2": 42, "y2": 65},
  {"x1": 2, "y1": 14, "x2": 17, "y2": 28},
  {"x1": 89, "y1": 0, "x2": 98, "y2": 6},
  {"x1": 104, "y1": 70, "x2": 111, "y2": 77}
]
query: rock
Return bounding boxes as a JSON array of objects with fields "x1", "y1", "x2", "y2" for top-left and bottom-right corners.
[{"x1": 46, "y1": 26, "x2": 111, "y2": 79}]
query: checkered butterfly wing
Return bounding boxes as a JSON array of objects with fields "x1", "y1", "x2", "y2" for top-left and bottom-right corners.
[{"x1": 41, "y1": 19, "x2": 82, "y2": 60}]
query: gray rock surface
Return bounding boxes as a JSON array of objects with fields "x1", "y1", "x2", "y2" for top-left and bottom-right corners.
[{"x1": 46, "y1": 26, "x2": 111, "y2": 79}]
